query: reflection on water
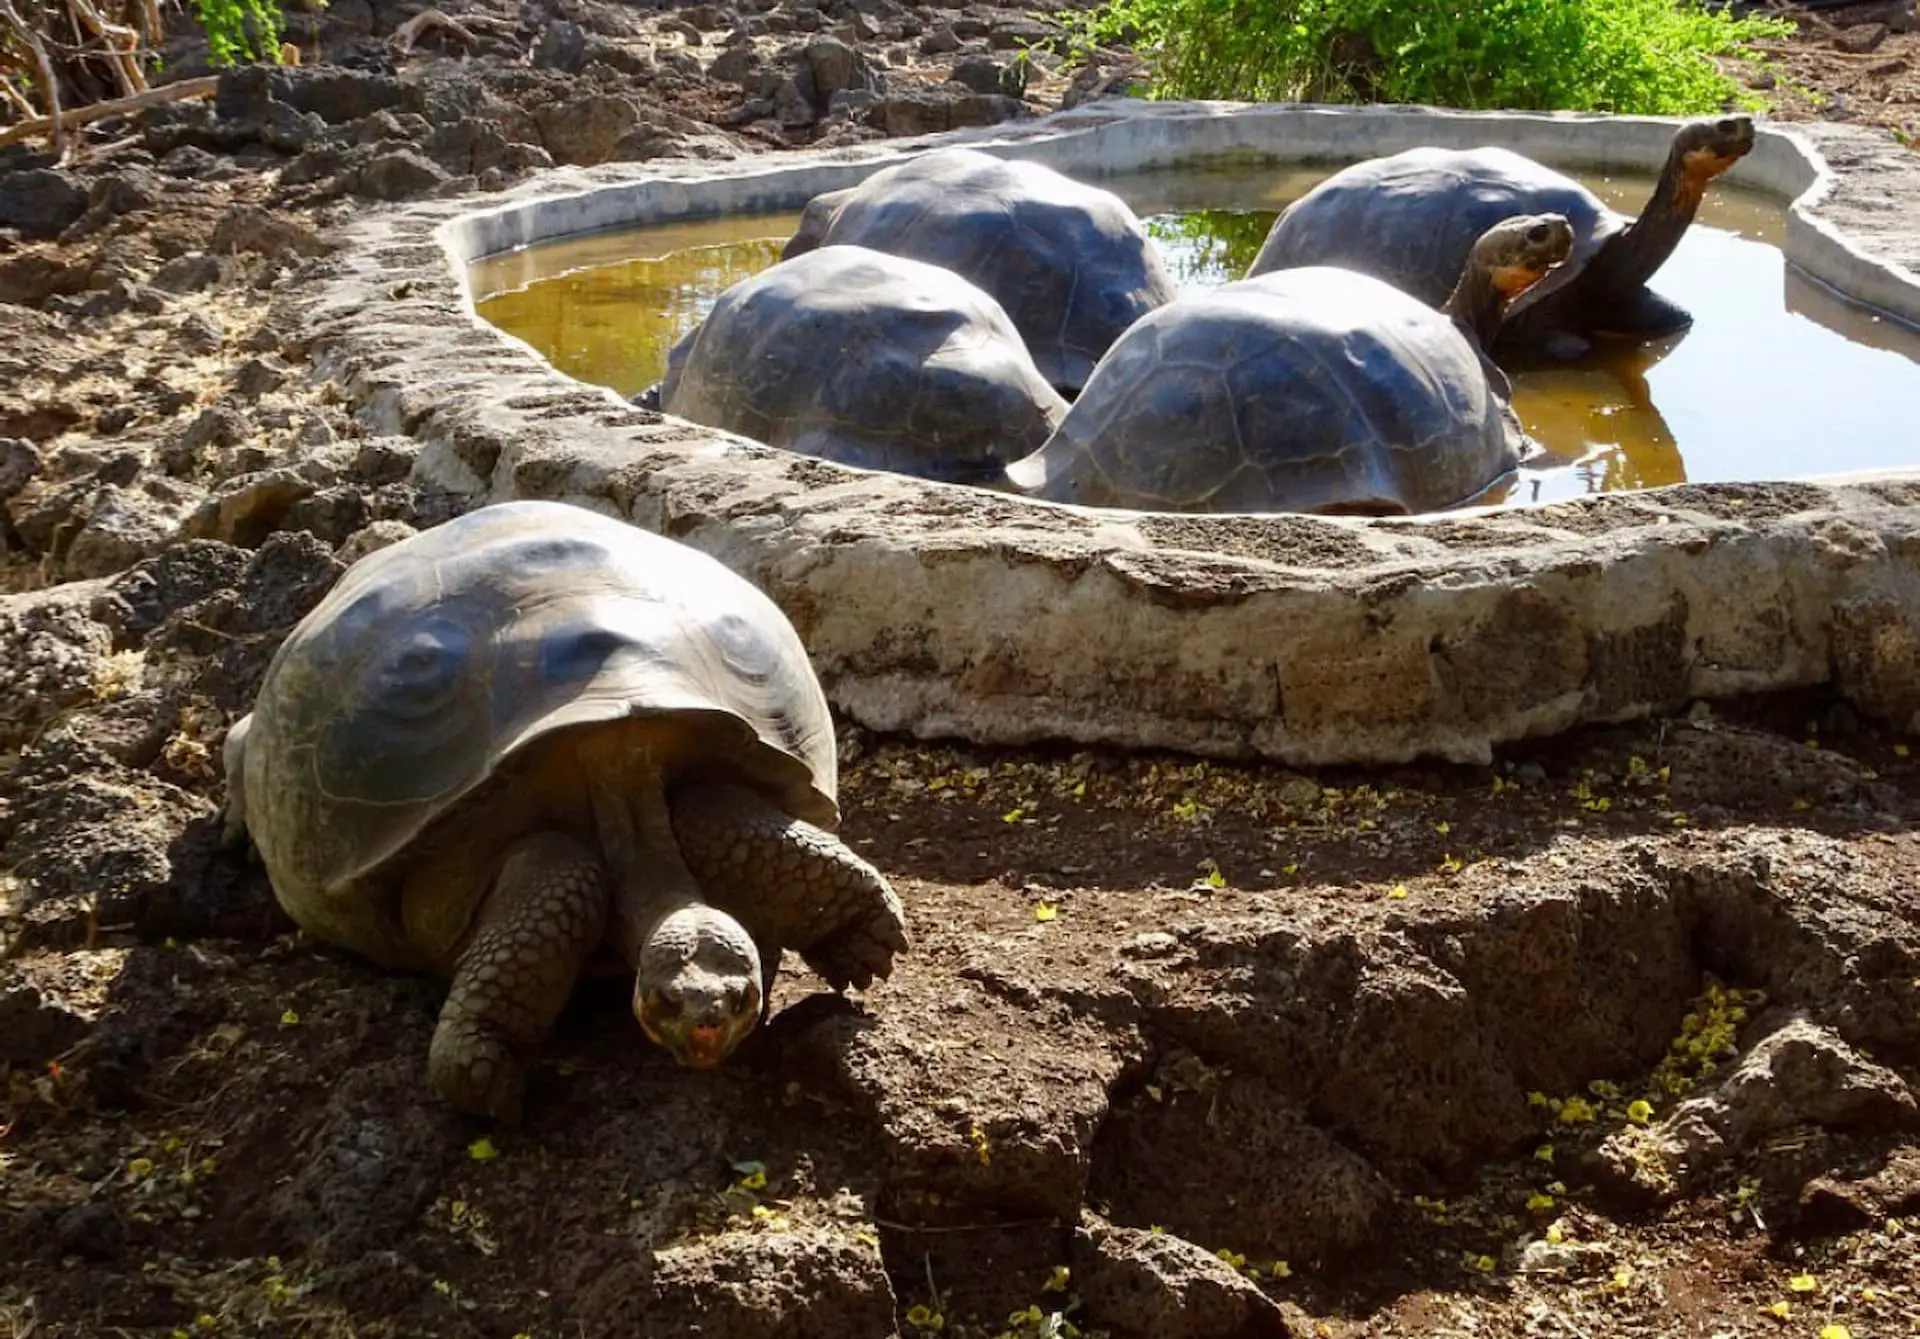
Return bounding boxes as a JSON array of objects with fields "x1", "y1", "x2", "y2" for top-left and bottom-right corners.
[
  {"x1": 473, "y1": 216, "x2": 801, "y2": 400},
  {"x1": 1511, "y1": 348, "x2": 1688, "y2": 493},
  {"x1": 471, "y1": 156, "x2": 1920, "y2": 503},
  {"x1": 1142, "y1": 208, "x2": 1274, "y2": 287}
]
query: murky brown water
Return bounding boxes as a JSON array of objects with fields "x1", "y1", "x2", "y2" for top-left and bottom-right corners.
[{"x1": 471, "y1": 157, "x2": 1920, "y2": 505}]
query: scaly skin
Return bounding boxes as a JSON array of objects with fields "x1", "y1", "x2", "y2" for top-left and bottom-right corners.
[
  {"x1": 1512, "y1": 114, "x2": 1755, "y2": 358},
  {"x1": 1441, "y1": 213, "x2": 1576, "y2": 354},
  {"x1": 425, "y1": 832, "x2": 609, "y2": 1123},
  {"x1": 670, "y1": 781, "x2": 911, "y2": 992}
]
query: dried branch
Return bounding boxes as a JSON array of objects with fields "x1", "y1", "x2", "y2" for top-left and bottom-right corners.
[
  {"x1": 389, "y1": 7, "x2": 478, "y2": 57},
  {"x1": 0, "y1": 0, "x2": 70, "y2": 158},
  {"x1": 65, "y1": 0, "x2": 146, "y2": 99},
  {"x1": 0, "y1": 70, "x2": 215, "y2": 148}
]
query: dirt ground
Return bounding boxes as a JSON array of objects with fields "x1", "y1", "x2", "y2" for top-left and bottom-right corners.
[
  {"x1": 1733, "y1": 0, "x2": 1920, "y2": 144},
  {"x1": 3, "y1": 1, "x2": 1919, "y2": 1336}
]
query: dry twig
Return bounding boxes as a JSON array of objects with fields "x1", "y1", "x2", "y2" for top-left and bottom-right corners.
[
  {"x1": 0, "y1": 71, "x2": 215, "y2": 148},
  {"x1": 389, "y1": 6, "x2": 479, "y2": 57},
  {"x1": 0, "y1": 0, "x2": 70, "y2": 158}
]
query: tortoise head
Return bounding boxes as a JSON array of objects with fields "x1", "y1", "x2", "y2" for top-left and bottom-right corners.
[
  {"x1": 1475, "y1": 212, "x2": 1576, "y2": 301},
  {"x1": 1673, "y1": 115, "x2": 1756, "y2": 183},
  {"x1": 635, "y1": 906, "x2": 764, "y2": 1068}
]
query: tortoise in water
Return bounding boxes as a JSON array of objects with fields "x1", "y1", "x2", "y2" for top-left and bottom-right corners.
[
  {"x1": 222, "y1": 500, "x2": 910, "y2": 1122},
  {"x1": 660, "y1": 244, "x2": 1067, "y2": 484},
  {"x1": 1244, "y1": 116, "x2": 1757, "y2": 362},
  {"x1": 783, "y1": 147, "x2": 1179, "y2": 394},
  {"x1": 1004, "y1": 213, "x2": 1575, "y2": 516}
]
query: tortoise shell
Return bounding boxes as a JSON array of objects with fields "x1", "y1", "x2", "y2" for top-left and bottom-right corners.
[
  {"x1": 1245, "y1": 145, "x2": 1619, "y2": 319},
  {"x1": 229, "y1": 500, "x2": 836, "y2": 963},
  {"x1": 1005, "y1": 266, "x2": 1523, "y2": 516},
  {"x1": 784, "y1": 147, "x2": 1179, "y2": 394},
  {"x1": 660, "y1": 245, "x2": 1066, "y2": 484}
]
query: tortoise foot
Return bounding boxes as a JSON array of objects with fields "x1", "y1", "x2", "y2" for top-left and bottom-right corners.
[
  {"x1": 419, "y1": 831, "x2": 609, "y2": 1121},
  {"x1": 429, "y1": 1019, "x2": 527, "y2": 1124},
  {"x1": 670, "y1": 781, "x2": 910, "y2": 993},
  {"x1": 803, "y1": 928, "x2": 901, "y2": 993}
]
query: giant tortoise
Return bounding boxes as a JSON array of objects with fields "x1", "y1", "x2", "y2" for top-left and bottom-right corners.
[
  {"x1": 783, "y1": 147, "x2": 1179, "y2": 394},
  {"x1": 660, "y1": 244, "x2": 1067, "y2": 484},
  {"x1": 223, "y1": 500, "x2": 910, "y2": 1121},
  {"x1": 1005, "y1": 213, "x2": 1575, "y2": 516},
  {"x1": 1245, "y1": 116, "x2": 1756, "y2": 362}
]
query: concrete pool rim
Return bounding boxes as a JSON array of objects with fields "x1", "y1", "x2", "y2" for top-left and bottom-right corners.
[{"x1": 299, "y1": 98, "x2": 1920, "y2": 767}]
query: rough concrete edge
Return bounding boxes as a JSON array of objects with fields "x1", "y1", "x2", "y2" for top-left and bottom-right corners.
[{"x1": 296, "y1": 100, "x2": 1920, "y2": 768}]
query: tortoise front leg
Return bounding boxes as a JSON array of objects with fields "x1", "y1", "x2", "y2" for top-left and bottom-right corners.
[
  {"x1": 669, "y1": 782, "x2": 910, "y2": 992},
  {"x1": 422, "y1": 832, "x2": 609, "y2": 1123}
]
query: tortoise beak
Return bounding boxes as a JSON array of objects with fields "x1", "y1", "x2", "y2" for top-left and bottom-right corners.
[
  {"x1": 679, "y1": 1024, "x2": 729, "y2": 1068},
  {"x1": 639, "y1": 1005, "x2": 757, "y2": 1068}
]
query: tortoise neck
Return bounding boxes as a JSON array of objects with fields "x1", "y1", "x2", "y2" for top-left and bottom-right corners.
[
  {"x1": 1583, "y1": 144, "x2": 1709, "y2": 297},
  {"x1": 580, "y1": 742, "x2": 705, "y2": 963},
  {"x1": 1442, "y1": 258, "x2": 1509, "y2": 354}
]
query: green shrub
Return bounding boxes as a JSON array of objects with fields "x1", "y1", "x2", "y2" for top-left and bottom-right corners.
[
  {"x1": 1084, "y1": 0, "x2": 1790, "y2": 115},
  {"x1": 188, "y1": 0, "x2": 288, "y2": 65}
]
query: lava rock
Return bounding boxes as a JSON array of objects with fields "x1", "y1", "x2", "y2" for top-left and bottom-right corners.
[
  {"x1": 63, "y1": 486, "x2": 172, "y2": 580},
  {"x1": 423, "y1": 118, "x2": 554, "y2": 177},
  {"x1": 804, "y1": 35, "x2": 879, "y2": 100},
  {"x1": 1070, "y1": 1214, "x2": 1291, "y2": 1339},
  {"x1": 284, "y1": 483, "x2": 378, "y2": 546},
  {"x1": 352, "y1": 148, "x2": 451, "y2": 200},
  {"x1": 94, "y1": 541, "x2": 252, "y2": 649},
  {"x1": 0, "y1": 588, "x2": 111, "y2": 750},
  {"x1": 1799, "y1": 1147, "x2": 1920, "y2": 1231},
  {"x1": 576, "y1": 1226, "x2": 898, "y2": 1339},
  {"x1": 180, "y1": 468, "x2": 320, "y2": 547},
  {"x1": 989, "y1": 15, "x2": 1058, "y2": 50},
  {"x1": 211, "y1": 205, "x2": 334, "y2": 259},
  {"x1": 0, "y1": 169, "x2": 89, "y2": 238},
  {"x1": 0, "y1": 437, "x2": 41, "y2": 501},
  {"x1": 0, "y1": 252, "x2": 91, "y2": 305},
  {"x1": 147, "y1": 528, "x2": 346, "y2": 710},
  {"x1": 180, "y1": 405, "x2": 250, "y2": 455},
  {"x1": 869, "y1": 89, "x2": 1028, "y2": 136},
  {"x1": 87, "y1": 168, "x2": 162, "y2": 218},
  {"x1": 1834, "y1": 21, "x2": 1889, "y2": 51},
  {"x1": 337, "y1": 519, "x2": 418, "y2": 565},
  {"x1": 45, "y1": 279, "x2": 169, "y2": 320},
  {"x1": 711, "y1": 43, "x2": 759, "y2": 84},
  {"x1": 151, "y1": 252, "x2": 227, "y2": 295},
  {"x1": 240, "y1": 1056, "x2": 462, "y2": 1257},
  {"x1": 229, "y1": 357, "x2": 289, "y2": 401},
  {"x1": 1090, "y1": 1068, "x2": 1392, "y2": 1264},
  {"x1": 159, "y1": 145, "x2": 229, "y2": 179},
  {"x1": 533, "y1": 18, "x2": 589, "y2": 71},
  {"x1": 0, "y1": 981, "x2": 94, "y2": 1068},
  {"x1": 217, "y1": 63, "x2": 412, "y2": 126},
  {"x1": 950, "y1": 53, "x2": 1027, "y2": 97},
  {"x1": 774, "y1": 72, "x2": 818, "y2": 126},
  {"x1": 1659, "y1": 1013, "x2": 1919, "y2": 1170},
  {"x1": 533, "y1": 93, "x2": 649, "y2": 166}
]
